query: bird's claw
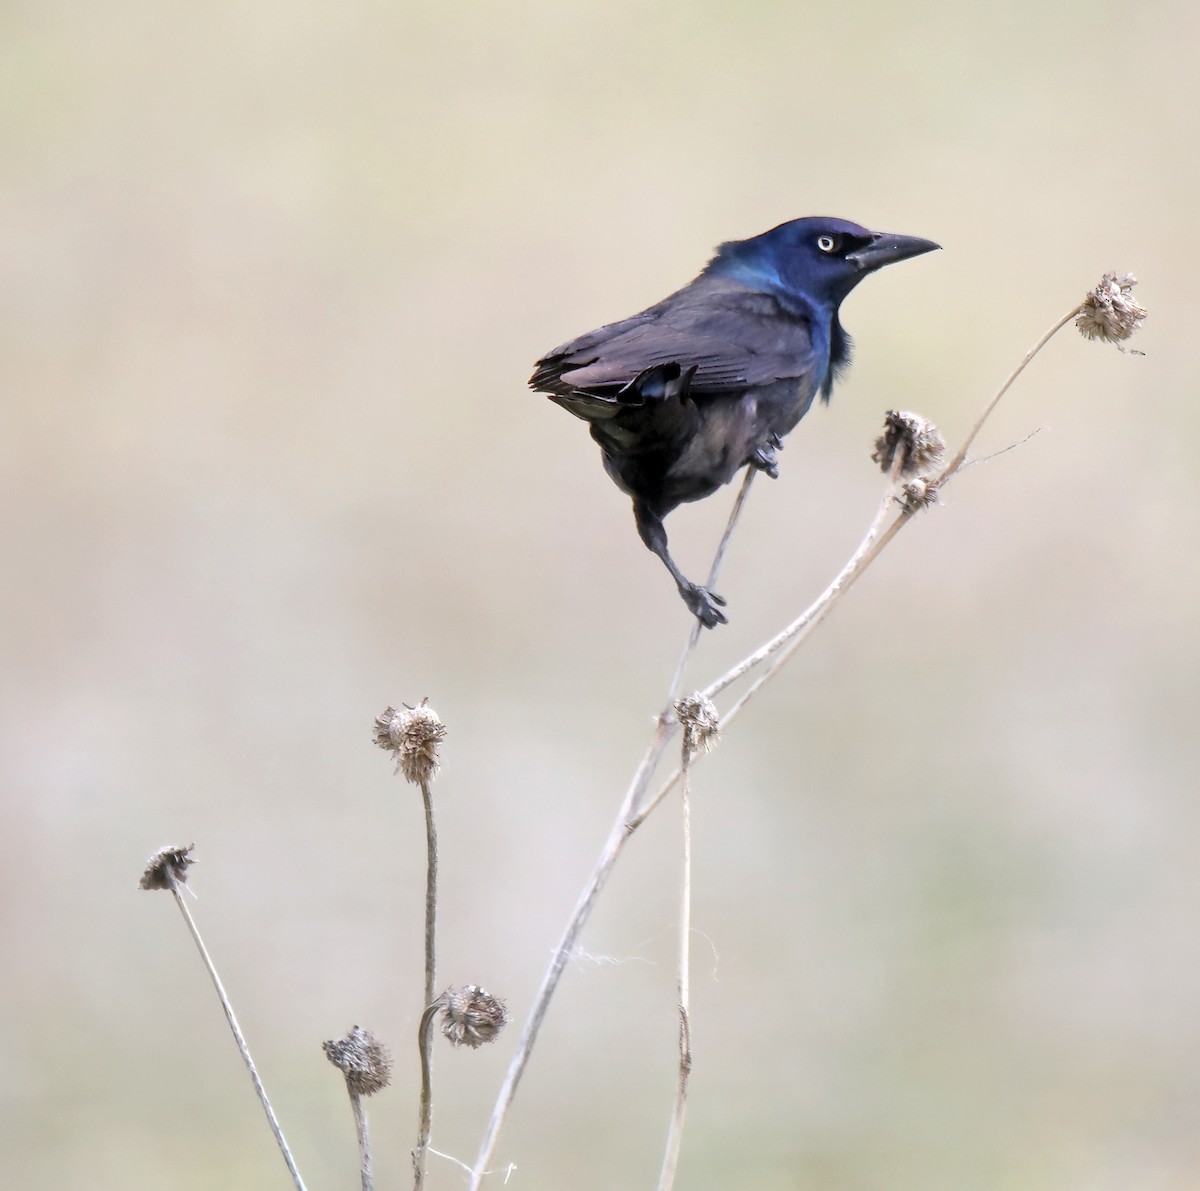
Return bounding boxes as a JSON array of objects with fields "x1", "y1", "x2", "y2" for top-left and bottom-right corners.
[
  {"x1": 750, "y1": 443, "x2": 780, "y2": 479},
  {"x1": 682, "y1": 583, "x2": 728, "y2": 629}
]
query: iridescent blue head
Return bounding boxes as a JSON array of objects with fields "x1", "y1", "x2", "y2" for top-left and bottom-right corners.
[{"x1": 706, "y1": 216, "x2": 940, "y2": 311}]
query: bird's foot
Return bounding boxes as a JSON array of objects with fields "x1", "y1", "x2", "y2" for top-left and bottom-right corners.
[
  {"x1": 750, "y1": 444, "x2": 780, "y2": 479},
  {"x1": 750, "y1": 434, "x2": 783, "y2": 479},
  {"x1": 681, "y1": 583, "x2": 728, "y2": 629}
]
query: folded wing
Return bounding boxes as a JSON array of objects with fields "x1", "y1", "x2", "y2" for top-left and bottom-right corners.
[{"x1": 530, "y1": 274, "x2": 818, "y2": 408}]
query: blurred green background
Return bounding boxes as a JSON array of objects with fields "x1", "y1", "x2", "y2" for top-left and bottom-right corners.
[{"x1": 3, "y1": 1, "x2": 1198, "y2": 1188}]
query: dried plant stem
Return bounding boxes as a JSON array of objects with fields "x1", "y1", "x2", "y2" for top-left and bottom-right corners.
[
  {"x1": 666, "y1": 468, "x2": 757, "y2": 703},
  {"x1": 412, "y1": 780, "x2": 439, "y2": 1191},
  {"x1": 469, "y1": 305, "x2": 1082, "y2": 1188},
  {"x1": 466, "y1": 727, "x2": 672, "y2": 1191},
  {"x1": 413, "y1": 1002, "x2": 439, "y2": 1190},
  {"x1": 466, "y1": 473, "x2": 758, "y2": 1191},
  {"x1": 656, "y1": 741, "x2": 696, "y2": 1191},
  {"x1": 940, "y1": 305, "x2": 1081, "y2": 478},
  {"x1": 463, "y1": 595, "x2": 715, "y2": 1181},
  {"x1": 634, "y1": 306, "x2": 1084, "y2": 824},
  {"x1": 348, "y1": 1087, "x2": 374, "y2": 1191},
  {"x1": 419, "y1": 780, "x2": 439, "y2": 1009},
  {"x1": 165, "y1": 874, "x2": 307, "y2": 1191}
]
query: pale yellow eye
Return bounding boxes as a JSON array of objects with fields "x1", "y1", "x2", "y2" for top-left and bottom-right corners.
[{"x1": 817, "y1": 234, "x2": 837, "y2": 253}]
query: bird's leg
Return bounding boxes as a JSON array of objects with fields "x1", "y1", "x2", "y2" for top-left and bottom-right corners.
[
  {"x1": 632, "y1": 499, "x2": 728, "y2": 628},
  {"x1": 750, "y1": 431, "x2": 783, "y2": 479}
]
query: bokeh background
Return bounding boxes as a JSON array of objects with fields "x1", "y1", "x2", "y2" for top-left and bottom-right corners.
[{"x1": 4, "y1": 2, "x2": 1198, "y2": 1188}]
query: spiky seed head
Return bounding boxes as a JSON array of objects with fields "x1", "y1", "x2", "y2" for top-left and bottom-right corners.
[
  {"x1": 139, "y1": 844, "x2": 196, "y2": 890},
  {"x1": 675, "y1": 692, "x2": 720, "y2": 757},
  {"x1": 373, "y1": 699, "x2": 446, "y2": 784},
  {"x1": 897, "y1": 476, "x2": 942, "y2": 514},
  {"x1": 439, "y1": 985, "x2": 508, "y2": 1049},
  {"x1": 873, "y1": 411, "x2": 946, "y2": 478},
  {"x1": 1076, "y1": 272, "x2": 1147, "y2": 348},
  {"x1": 322, "y1": 1026, "x2": 393, "y2": 1096}
]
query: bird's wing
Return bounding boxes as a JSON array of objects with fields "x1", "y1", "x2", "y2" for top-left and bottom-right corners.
[{"x1": 530, "y1": 277, "x2": 817, "y2": 403}]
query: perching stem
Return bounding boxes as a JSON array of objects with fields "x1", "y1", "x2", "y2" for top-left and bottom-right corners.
[
  {"x1": 465, "y1": 486, "x2": 751, "y2": 1189},
  {"x1": 664, "y1": 468, "x2": 757, "y2": 706},
  {"x1": 633, "y1": 305, "x2": 1086, "y2": 825},
  {"x1": 468, "y1": 301, "x2": 1087, "y2": 1188}
]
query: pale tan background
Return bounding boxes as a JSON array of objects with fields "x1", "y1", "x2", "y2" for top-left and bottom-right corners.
[{"x1": 4, "y1": 2, "x2": 1198, "y2": 1188}]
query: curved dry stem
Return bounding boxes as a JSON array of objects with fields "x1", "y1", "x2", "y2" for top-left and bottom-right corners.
[
  {"x1": 466, "y1": 720, "x2": 673, "y2": 1190},
  {"x1": 466, "y1": 473, "x2": 756, "y2": 1189},
  {"x1": 634, "y1": 305, "x2": 1083, "y2": 825},
  {"x1": 939, "y1": 305, "x2": 1081, "y2": 480},
  {"x1": 167, "y1": 876, "x2": 307, "y2": 1191},
  {"x1": 700, "y1": 454, "x2": 905, "y2": 705},
  {"x1": 412, "y1": 1001, "x2": 440, "y2": 1190},
  {"x1": 468, "y1": 302, "x2": 1083, "y2": 1188}
]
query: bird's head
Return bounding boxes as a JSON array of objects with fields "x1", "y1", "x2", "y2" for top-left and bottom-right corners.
[{"x1": 707, "y1": 217, "x2": 940, "y2": 310}]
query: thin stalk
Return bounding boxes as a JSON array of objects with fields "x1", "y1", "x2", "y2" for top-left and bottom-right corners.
[
  {"x1": 632, "y1": 305, "x2": 1085, "y2": 824},
  {"x1": 939, "y1": 306, "x2": 1081, "y2": 479},
  {"x1": 467, "y1": 473, "x2": 754, "y2": 1189},
  {"x1": 665, "y1": 468, "x2": 757, "y2": 706},
  {"x1": 656, "y1": 739, "x2": 695, "y2": 1191},
  {"x1": 469, "y1": 303, "x2": 1083, "y2": 1187},
  {"x1": 465, "y1": 724, "x2": 672, "y2": 1191},
  {"x1": 419, "y1": 780, "x2": 438, "y2": 1010},
  {"x1": 702, "y1": 305, "x2": 1083, "y2": 707},
  {"x1": 349, "y1": 1087, "x2": 374, "y2": 1191},
  {"x1": 413, "y1": 1001, "x2": 440, "y2": 1190},
  {"x1": 628, "y1": 469, "x2": 906, "y2": 831},
  {"x1": 412, "y1": 780, "x2": 439, "y2": 1191},
  {"x1": 166, "y1": 875, "x2": 307, "y2": 1191}
]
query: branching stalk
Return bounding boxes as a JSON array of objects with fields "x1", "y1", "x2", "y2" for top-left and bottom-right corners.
[{"x1": 468, "y1": 301, "x2": 1084, "y2": 1188}]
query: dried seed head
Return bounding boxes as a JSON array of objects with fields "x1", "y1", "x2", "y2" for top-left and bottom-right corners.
[
  {"x1": 373, "y1": 699, "x2": 446, "y2": 784},
  {"x1": 872, "y1": 411, "x2": 946, "y2": 478},
  {"x1": 897, "y1": 476, "x2": 942, "y2": 514},
  {"x1": 322, "y1": 1025, "x2": 393, "y2": 1096},
  {"x1": 139, "y1": 844, "x2": 196, "y2": 890},
  {"x1": 1076, "y1": 273, "x2": 1147, "y2": 348},
  {"x1": 674, "y1": 692, "x2": 720, "y2": 757},
  {"x1": 439, "y1": 985, "x2": 508, "y2": 1049}
]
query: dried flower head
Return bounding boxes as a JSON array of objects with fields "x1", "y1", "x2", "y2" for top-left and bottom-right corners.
[
  {"x1": 897, "y1": 476, "x2": 942, "y2": 514},
  {"x1": 373, "y1": 699, "x2": 446, "y2": 784},
  {"x1": 675, "y1": 692, "x2": 720, "y2": 757},
  {"x1": 322, "y1": 1025, "x2": 393, "y2": 1096},
  {"x1": 873, "y1": 411, "x2": 946, "y2": 478},
  {"x1": 439, "y1": 985, "x2": 508, "y2": 1049},
  {"x1": 139, "y1": 844, "x2": 196, "y2": 890},
  {"x1": 1076, "y1": 273, "x2": 1147, "y2": 349}
]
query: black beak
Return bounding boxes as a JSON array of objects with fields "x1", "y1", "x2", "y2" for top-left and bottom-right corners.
[{"x1": 847, "y1": 231, "x2": 941, "y2": 272}]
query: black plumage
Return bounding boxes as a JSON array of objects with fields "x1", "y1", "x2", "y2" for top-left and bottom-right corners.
[{"x1": 531, "y1": 216, "x2": 939, "y2": 627}]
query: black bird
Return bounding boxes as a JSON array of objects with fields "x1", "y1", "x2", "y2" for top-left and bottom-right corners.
[{"x1": 530, "y1": 217, "x2": 939, "y2": 627}]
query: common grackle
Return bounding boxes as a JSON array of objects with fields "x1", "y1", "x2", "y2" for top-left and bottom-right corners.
[{"x1": 530, "y1": 217, "x2": 939, "y2": 627}]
